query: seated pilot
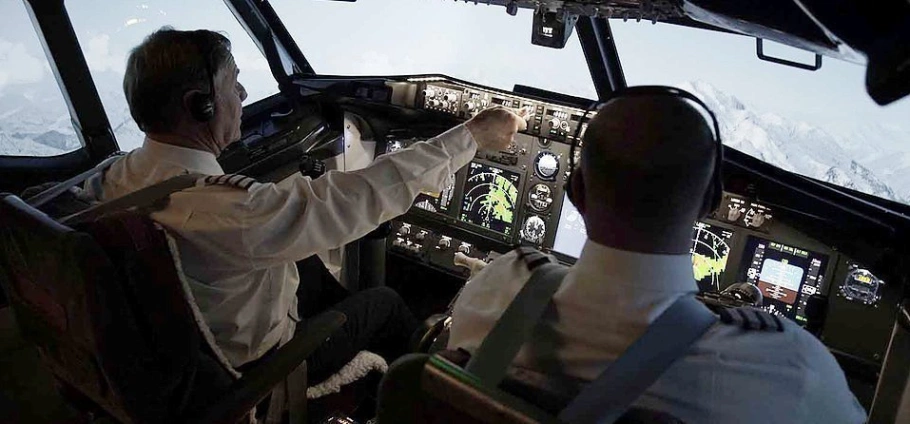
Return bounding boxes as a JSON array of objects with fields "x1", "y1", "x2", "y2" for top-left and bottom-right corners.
[
  {"x1": 84, "y1": 27, "x2": 525, "y2": 383},
  {"x1": 447, "y1": 89, "x2": 867, "y2": 423}
]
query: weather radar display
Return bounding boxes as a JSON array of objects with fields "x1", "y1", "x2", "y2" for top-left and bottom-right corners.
[
  {"x1": 460, "y1": 162, "x2": 520, "y2": 235},
  {"x1": 690, "y1": 223, "x2": 735, "y2": 292}
]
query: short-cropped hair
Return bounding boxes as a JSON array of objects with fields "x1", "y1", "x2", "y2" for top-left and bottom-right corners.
[{"x1": 123, "y1": 27, "x2": 232, "y2": 132}]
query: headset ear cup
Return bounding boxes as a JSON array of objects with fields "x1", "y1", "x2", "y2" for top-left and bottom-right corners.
[{"x1": 190, "y1": 92, "x2": 215, "y2": 122}]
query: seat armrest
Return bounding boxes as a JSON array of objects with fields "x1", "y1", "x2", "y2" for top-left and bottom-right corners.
[{"x1": 189, "y1": 310, "x2": 346, "y2": 424}]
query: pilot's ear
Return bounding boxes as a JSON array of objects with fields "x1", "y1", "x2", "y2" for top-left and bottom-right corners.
[{"x1": 570, "y1": 168, "x2": 586, "y2": 215}]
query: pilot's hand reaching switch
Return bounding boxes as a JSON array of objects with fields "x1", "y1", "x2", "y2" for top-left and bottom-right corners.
[{"x1": 465, "y1": 106, "x2": 529, "y2": 151}]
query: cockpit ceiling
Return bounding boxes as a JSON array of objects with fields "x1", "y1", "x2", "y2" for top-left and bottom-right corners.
[{"x1": 449, "y1": 0, "x2": 904, "y2": 64}]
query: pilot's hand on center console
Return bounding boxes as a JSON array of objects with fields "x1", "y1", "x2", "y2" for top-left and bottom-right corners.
[
  {"x1": 465, "y1": 106, "x2": 529, "y2": 151},
  {"x1": 454, "y1": 252, "x2": 488, "y2": 278}
]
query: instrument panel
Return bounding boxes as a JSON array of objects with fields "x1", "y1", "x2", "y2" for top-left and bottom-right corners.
[{"x1": 376, "y1": 76, "x2": 898, "y2": 368}]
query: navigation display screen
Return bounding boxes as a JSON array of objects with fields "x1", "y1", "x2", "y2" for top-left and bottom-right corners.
[
  {"x1": 413, "y1": 173, "x2": 456, "y2": 215},
  {"x1": 553, "y1": 194, "x2": 587, "y2": 258},
  {"x1": 740, "y1": 236, "x2": 829, "y2": 323},
  {"x1": 459, "y1": 162, "x2": 520, "y2": 236},
  {"x1": 690, "y1": 223, "x2": 735, "y2": 292}
]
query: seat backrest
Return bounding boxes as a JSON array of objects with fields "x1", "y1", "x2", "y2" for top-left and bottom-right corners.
[
  {"x1": 0, "y1": 194, "x2": 131, "y2": 423},
  {"x1": 0, "y1": 194, "x2": 236, "y2": 424},
  {"x1": 376, "y1": 352, "x2": 686, "y2": 424},
  {"x1": 377, "y1": 353, "x2": 561, "y2": 424}
]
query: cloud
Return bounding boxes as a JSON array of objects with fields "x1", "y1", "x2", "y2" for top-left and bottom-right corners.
[
  {"x1": 84, "y1": 34, "x2": 125, "y2": 73},
  {"x1": 0, "y1": 39, "x2": 46, "y2": 91}
]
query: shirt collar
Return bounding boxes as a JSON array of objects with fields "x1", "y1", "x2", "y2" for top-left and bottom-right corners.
[
  {"x1": 573, "y1": 239, "x2": 698, "y2": 293},
  {"x1": 142, "y1": 137, "x2": 224, "y2": 175}
]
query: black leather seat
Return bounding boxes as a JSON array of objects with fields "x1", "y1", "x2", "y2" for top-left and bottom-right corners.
[{"x1": 0, "y1": 193, "x2": 344, "y2": 424}]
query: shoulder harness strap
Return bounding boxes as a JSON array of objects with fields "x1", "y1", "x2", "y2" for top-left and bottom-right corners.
[
  {"x1": 718, "y1": 307, "x2": 785, "y2": 332},
  {"x1": 202, "y1": 174, "x2": 260, "y2": 191},
  {"x1": 515, "y1": 245, "x2": 556, "y2": 271}
]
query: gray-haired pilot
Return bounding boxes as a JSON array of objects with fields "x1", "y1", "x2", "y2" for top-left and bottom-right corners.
[{"x1": 86, "y1": 27, "x2": 527, "y2": 383}]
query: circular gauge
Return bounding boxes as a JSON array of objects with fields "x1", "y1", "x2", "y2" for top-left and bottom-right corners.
[
  {"x1": 840, "y1": 266, "x2": 884, "y2": 305},
  {"x1": 534, "y1": 151, "x2": 560, "y2": 180},
  {"x1": 528, "y1": 183, "x2": 554, "y2": 212},
  {"x1": 521, "y1": 215, "x2": 547, "y2": 244}
]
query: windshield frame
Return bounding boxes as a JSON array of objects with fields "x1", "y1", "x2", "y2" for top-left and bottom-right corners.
[{"x1": 242, "y1": 1, "x2": 621, "y2": 99}]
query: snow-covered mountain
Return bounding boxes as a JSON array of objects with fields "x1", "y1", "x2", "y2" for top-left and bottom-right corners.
[
  {"x1": 0, "y1": 72, "x2": 143, "y2": 157},
  {"x1": 679, "y1": 81, "x2": 908, "y2": 204},
  {"x1": 1, "y1": 77, "x2": 908, "y2": 205}
]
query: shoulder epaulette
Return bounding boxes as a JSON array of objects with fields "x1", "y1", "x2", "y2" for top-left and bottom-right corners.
[
  {"x1": 515, "y1": 246, "x2": 556, "y2": 271},
  {"x1": 202, "y1": 174, "x2": 260, "y2": 191},
  {"x1": 718, "y1": 307, "x2": 785, "y2": 332}
]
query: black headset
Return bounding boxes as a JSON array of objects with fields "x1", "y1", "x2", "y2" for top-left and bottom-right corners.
[
  {"x1": 187, "y1": 31, "x2": 217, "y2": 123},
  {"x1": 565, "y1": 85, "x2": 724, "y2": 218}
]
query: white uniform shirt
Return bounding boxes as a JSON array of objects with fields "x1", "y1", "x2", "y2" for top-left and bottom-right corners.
[
  {"x1": 448, "y1": 240, "x2": 867, "y2": 424},
  {"x1": 87, "y1": 125, "x2": 477, "y2": 367}
]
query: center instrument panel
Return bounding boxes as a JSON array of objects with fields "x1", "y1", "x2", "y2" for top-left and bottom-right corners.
[
  {"x1": 375, "y1": 76, "x2": 898, "y2": 373},
  {"x1": 383, "y1": 78, "x2": 589, "y2": 277}
]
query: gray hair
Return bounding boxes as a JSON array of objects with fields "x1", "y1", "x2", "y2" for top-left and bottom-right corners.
[{"x1": 123, "y1": 27, "x2": 232, "y2": 132}]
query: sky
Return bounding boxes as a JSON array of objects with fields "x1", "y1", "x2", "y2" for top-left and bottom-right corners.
[{"x1": 0, "y1": 0, "x2": 908, "y2": 195}]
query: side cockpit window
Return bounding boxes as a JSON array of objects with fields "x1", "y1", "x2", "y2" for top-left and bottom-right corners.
[
  {"x1": 0, "y1": 2, "x2": 81, "y2": 157},
  {"x1": 66, "y1": 1, "x2": 281, "y2": 152}
]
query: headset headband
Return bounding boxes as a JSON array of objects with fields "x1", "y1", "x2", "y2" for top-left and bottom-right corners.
[{"x1": 566, "y1": 85, "x2": 724, "y2": 216}]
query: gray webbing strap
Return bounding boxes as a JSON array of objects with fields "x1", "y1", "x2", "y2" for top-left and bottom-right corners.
[
  {"x1": 558, "y1": 294, "x2": 717, "y2": 424},
  {"x1": 465, "y1": 261, "x2": 569, "y2": 387},
  {"x1": 59, "y1": 173, "x2": 203, "y2": 226},
  {"x1": 26, "y1": 153, "x2": 125, "y2": 207}
]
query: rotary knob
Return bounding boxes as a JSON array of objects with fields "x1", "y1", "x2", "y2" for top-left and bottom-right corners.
[
  {"x1": 423, "y1": 88, "x2": 436, "y2": 98},
  {"x1": 549, "y1": 118, "x2": 561, "y2": 129},
  {"x1": 444, "y1": 93, "x2": 458, "y2": 103},
  {"x1": 464, "y1": 101, "x2": 477, "y2": 112},
  {"x1": 437, "y1": 237, "x2": 451, "y2": 249}
]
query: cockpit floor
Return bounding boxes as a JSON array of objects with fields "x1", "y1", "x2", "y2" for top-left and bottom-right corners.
[{"x1": 0, "y1": 307, "x2": 80, "y2": 424}]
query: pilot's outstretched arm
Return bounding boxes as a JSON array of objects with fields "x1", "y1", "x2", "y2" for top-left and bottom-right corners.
[{"x1": 236, "y1": 107, "x2": 526, "y2": 266}]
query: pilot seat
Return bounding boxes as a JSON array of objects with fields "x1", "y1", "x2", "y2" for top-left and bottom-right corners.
[{"x1": 0, "y1": 191, "x2": 365, "y2": 423}]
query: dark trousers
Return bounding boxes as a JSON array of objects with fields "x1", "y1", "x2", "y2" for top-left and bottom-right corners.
[{"x1": 294, "y1": 255, "x2": 419, "y2": 384}]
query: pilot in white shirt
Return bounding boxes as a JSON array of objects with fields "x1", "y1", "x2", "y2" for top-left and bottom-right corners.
[
  {"x1": 85, "y1": 28, "x2": 526, "y2": 382},
  {"x1": 448, "y1": 92, "x2": 867, "y2": 423}
]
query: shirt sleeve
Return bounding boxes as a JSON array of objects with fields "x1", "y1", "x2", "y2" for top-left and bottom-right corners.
[
  {"x1": 240, "y1": 124, "x2": 477, "y2": 266},
  {"x1": 794, "y1": 332, "x2": 868, "y2": 423},
  {"x1": 447, "y1": 250, "x2": 530, "y2": 352}
]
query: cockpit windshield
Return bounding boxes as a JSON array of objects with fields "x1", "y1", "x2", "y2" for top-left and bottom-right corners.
[
  {"x1": 270, "y1": 0, "x2": 596, "y2": 99},
  {"x1": 611, "y1": 21, "x2": 910, "y2": 207},
  {"x1": 275, "y1": 0, "x2": 910, "y2": 207}
]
